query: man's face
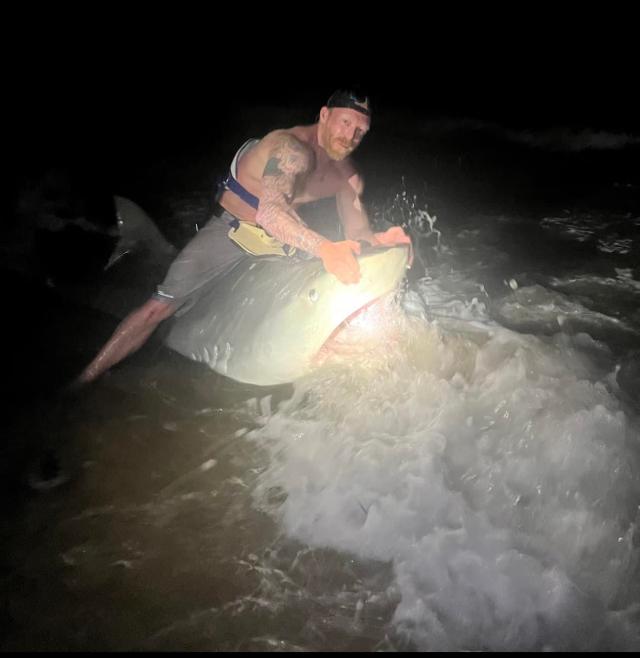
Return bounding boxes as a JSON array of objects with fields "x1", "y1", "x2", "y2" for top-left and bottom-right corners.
[{"x1": 320, "y1": 107, "x2": 371, "y2": 160}]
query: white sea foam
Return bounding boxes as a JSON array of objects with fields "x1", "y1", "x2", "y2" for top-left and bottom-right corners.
[{"x1": 247, "y1": 295, "x2": 640, "y2": 650}]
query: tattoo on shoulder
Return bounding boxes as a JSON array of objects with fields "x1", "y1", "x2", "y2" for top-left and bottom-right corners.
[
  {"x1": 263, "y1": 158, "x2": 284, "y2": 177},
  {"x1": 263, "y1": 134, "x2": 312, "y2": 179}
]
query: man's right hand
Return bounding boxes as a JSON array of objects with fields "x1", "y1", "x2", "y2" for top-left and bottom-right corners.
[{"x1": 318, "y1": 240, "x2": 362, "y2": 284}]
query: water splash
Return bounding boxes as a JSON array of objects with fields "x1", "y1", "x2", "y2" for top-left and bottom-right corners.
[
  {"x1": 371, "y1": 179, "x2": 442, "y2": 254},
  {"x1": 247, "y1": 309, "x2": 640, "y2": 651}
]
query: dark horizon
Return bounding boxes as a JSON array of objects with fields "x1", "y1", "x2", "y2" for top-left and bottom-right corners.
[{"x1": 9, "y1": 30, "x2": 640, "y2": 168}]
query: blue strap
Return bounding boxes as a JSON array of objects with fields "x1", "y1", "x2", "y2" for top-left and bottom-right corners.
[{"x1": 220, "y1": 172, "x2": 260, "y2": 210}]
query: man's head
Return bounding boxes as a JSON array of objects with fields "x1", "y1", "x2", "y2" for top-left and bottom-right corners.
[{"x1": 318, "y1": 89, "x2": 371, "y2": 161}]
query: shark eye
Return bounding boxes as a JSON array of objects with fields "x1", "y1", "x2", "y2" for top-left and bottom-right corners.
[{"x1": 308, "y1": 288, "x2": 319, "y2": 303}]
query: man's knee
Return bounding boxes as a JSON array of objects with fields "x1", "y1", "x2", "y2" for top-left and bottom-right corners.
[{"x1": 137, "y1": 297, "x2": 177, "y2": 326}]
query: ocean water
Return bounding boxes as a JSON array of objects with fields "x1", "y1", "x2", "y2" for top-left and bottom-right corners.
[{"x1": 1, "y1": 109, "x2": 639, "y2": 651}]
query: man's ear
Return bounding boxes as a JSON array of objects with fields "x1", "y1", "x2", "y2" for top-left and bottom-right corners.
[{"x1": 319, "y1": 106, "x2": 330, "y2": 123}]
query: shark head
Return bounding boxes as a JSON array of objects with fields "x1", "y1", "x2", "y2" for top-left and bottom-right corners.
[{"x1": 166, "y1": 245, "x2": 410, "y2": 386}]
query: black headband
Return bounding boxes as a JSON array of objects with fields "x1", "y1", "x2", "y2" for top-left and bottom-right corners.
[{"x1": 326, "y1": 89, "x2": 371, "y2": 117}]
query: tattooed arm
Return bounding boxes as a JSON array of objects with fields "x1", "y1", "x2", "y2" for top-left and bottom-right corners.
[{"x1": 255, "y1": 132, "x2": 328, "y2": 256}]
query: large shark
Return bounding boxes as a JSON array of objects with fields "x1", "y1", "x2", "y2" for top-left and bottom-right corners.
[
  {"x1": 165, "y1": 243, "x2": 410, "y2": 385},
  {"x1": 34, "y1": 195, "x2": 410, "y2": 386},
  {"x1": 110, "y1": 197, "x2": 409, "y2": 386}
]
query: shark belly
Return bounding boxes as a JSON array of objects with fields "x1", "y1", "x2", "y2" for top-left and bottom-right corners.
[{"x1": 165, "y1": 246, "x2": 409, "y2": 386}]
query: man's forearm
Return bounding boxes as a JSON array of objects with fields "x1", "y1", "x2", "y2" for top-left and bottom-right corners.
[
  {"x1": 337, "y1": 176, "x2": 376, "y2": 244},
  {"x1": 256, "y1": 204, "x2": 326, "y2": 256}
]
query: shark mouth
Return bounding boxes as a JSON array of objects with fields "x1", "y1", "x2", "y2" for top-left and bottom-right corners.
[{"x1": 314, "y1": 292, "x2": 403, "y2": 367}]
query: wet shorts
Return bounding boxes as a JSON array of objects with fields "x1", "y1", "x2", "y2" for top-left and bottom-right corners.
[{"x1": 153, "y1": 210, "x2": 248, "y2": 314}]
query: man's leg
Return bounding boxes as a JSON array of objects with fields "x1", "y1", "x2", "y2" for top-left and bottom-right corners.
[
  {"x1": 76, "y1": 212, "x2": 244, "y2": 386},
  {"x1": 76, "y1": 297, "x2": 176, "y2": 385}
]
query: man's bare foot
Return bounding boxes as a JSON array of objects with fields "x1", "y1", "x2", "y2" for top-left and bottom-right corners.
[{"x1": 63, "y1": 367, "x2": 105, "y2": 394}]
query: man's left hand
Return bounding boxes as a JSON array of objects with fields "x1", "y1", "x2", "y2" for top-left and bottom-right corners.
[{"x1": 372, "y1": 226, "x2": 413, "y2": 265}]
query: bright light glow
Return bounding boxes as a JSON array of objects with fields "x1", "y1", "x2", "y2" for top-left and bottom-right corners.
[{"x1": 315, "y1": 293, "x2": 404, "y2": 366}]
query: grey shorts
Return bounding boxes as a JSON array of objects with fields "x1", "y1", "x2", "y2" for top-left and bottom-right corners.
[{"x1": 154, "y1": 210, "x2": 247, "y2": 313}]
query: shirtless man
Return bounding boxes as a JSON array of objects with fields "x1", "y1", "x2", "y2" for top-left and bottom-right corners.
[{"x1": 76, "y1": 89, "x2": 411, "y2": 385}]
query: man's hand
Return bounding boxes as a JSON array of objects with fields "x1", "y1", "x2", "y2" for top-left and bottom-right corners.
[
  {"x1": 372, "y1": 226, "x2": 411, "y2": 246},
  {"x1": 372, "y1": 226, "x2": 413, "y2": 265},
  {"x1": 318, "y1": 240, "x2": 362, "y2": 284}
]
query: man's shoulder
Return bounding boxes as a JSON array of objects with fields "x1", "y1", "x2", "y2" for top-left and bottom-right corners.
[
  {"x1": 253, "y1": 128, "x2": 314, "y2": 177},
  {"x1": 262, "y1": 127, "x2": 313, "y2": 151}
]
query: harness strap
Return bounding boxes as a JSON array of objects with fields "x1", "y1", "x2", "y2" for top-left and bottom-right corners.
[{"x1": 218, "y1": 138, "x2": 260, "y2": 209}]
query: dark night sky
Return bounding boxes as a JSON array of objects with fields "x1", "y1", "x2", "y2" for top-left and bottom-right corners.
[{"x1": 8, "y1": 12, "x2": 639, "y2": 172}]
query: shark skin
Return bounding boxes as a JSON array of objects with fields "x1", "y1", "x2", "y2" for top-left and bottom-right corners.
[
  {"x1": 165, "y1": 245, "x2": 410, "y2": 386},
  {"x1": 97, "y1": 197, "x2": 408, "y2": 386}
]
